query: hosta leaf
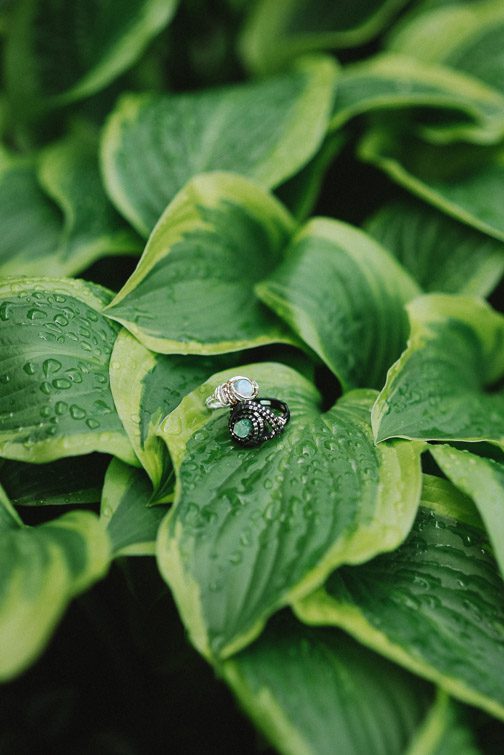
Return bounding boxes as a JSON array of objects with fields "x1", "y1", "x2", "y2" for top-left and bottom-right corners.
[
  {"x1": 359, "y1": 129, "x2": 504, "y2": 242},
  {"x1": 406, "y1": 690, "x2": 481, "y2": 755},
  {"x1": 0, "y1": 455, "x2": 107, "y2": 506},
  {"x1": 0, "y1": 278, "x2": 135, "y2": 464},
  {"x1": 295, "y1": 482, "x2": 504, "y2": 721},
  {"x1": 110, "y1": 329, "x2": 232, "y2": 487},
  {"x1": 430, "y1": 444, "x2": 504, "y2": 580},
  {"x1": 330, "y1": 53, "x2": 504, "y2": 143},
  {"x1": 0, "y1": 484, "x2": 23, "y2": 529},
  {"x1": 0, "y1": 152, "x2": 62, "y2": 277},
  {"x1": 388, "y1": 0, "x2": 504, "y2": 95},
  {"x1": 240, "y1": 0, "x2": 410, "y2": 74},
  {"x1": 38, "y1": 130, "x2": 142, "y2": 274},
  {"x1": 222, "y1": 616, "x2": 432, "y2": 755},
  {"x1": 156, "y1": 363, "x2": 423, "y2": 660},
  {"x1": 105, "y1": 173, "x2": 296, "y2": 355},
  {"x1": 101, "y1": 57, "x2": 338, "y2": 235},
  {"x1": 5, "y1": 0, "x2": 179, "y2": 116},
  {"x1": 100, "y1": 459, "x2": 166, "y2": 556},
  {"x1": 0, "y1": 505, "x2": 110, "y2": 680},
  {"x1": 372, "y1": 294, "x2": 504, "y2": 446},
  {"x1": 257, "y1": 218, "x2": 420, "y2": 391},
  {"x1": 365, "y1": 197, "x2": 504, "y2": 296}
]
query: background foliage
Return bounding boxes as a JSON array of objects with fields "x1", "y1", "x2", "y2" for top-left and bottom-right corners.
[{"x1": 1, "y1": 0, "x2": 504, "y2": 752}]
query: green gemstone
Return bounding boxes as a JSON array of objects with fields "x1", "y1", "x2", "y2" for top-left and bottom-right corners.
[{"x1": 233, "y1": 418, "x2": 253, "y2": 439}]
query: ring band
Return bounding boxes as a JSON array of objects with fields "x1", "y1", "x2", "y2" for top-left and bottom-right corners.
[
  {"x1": 229, "y1": 398, "x2": 290, "y2": 447},
  {"x1": 206, "y1": 376, "x2": 259, "y2": 409}
]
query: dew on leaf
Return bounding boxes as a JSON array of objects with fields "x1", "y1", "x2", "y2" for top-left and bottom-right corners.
[{"x1": 70, "y1": 405, "x2": 86, "y2": 420}]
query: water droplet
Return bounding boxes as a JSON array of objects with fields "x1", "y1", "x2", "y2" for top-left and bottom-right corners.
[
  {"x1": 52, "y1": 378, "x2": 72, "y2": 390},
  {"x1": 27, "y1": 308, "x2": 46, "y2": 320},
  {"x1": 53, "y1": 314, "x2": 68, "y2": 327},
  {"x1": 65, "y1": 368, "x2": 82, "y2": 383},
  {"x1": 0, "y1": 302, "x2": 11, "y2": 321},
  {"x1": 23, "y1": 362, "x2": 36, "y2": 375},
  {"x1": 43, "y1": 358, "x2": 62, "y2": 377},
  {"x1": 86, "y1": 418, "x2": 100, "y2": 429},
  {"x1": 55, "y1": 401, "x2": 68, "y2": 415},
  {"x1": 0, "y1": 374, "x2": 10, "y2": 384},
  {"x1": 70, "y1": 405, "x2": 86, "y2": 420},
  {"x1": 53, "y1": 294, "x2": 67, "y2": 303},
  {"x1": 40, "y1": 382, "x2": 52, "y2": 395},
  {"x1": 39, "y1": 406, "x2": 51, "y2": 418}
]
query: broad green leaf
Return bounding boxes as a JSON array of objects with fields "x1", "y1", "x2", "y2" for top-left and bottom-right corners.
[
  {"x1": 295, "y1": 487, "x2": 504, "y2": 721},
  {"x1": 365, "y1": 197, "x2": 504, "y2": 296},
  {"x1": 100, "y1": 459, "x2": 166, "y2": 556},
  {"x1": 0, "y1": 507, "x2": 110, "y2": 680},
  {"x1": 0, "y1": 152, "x2": 62, "y2": 277},
  {"x1": 240, "y1": 0, "x2": 410, "y2": 74},
  {"x1": 372, "y1": 294, "x2": 504, "y2": 446},
  {"x1": 330, "y1": 54, "x2": 504, "y2": 143},
  {"x1": 105, "y1": 172, "x2": 296, "y2": 355},
  {"x1": 257, "y1": 218, "x2": 420, "y2": 391},
  {"x1": 388, "y1": 0, "x2": 504, "y2": 95},
  {"x1": 0, "y1": 278, "x2": 136, "y2": 464},
  {"x1": 222, "y1": 616, "x2": 432, "y2": 755},
  {"x1": 110, "y1": 329, "x2": 232, "y2": 487},
  {"x1": 430, "y1": 444, "x2": 504, "y2": 580},
  {"x1": 38, "y1": 130, "x2": 142, "y2": 274},
  {"x1": 406, "y1": 690, "x2": 481, "y2": 755},
  {"x1": 5, "y1": 0, "x2": 179, "y2": 117},
  {"x1": 359, "y1": 129, "x2": 504, "y2": 242},
  {"x1": 156, "y1": 363, "x2": 423, "y2": 660},
  {"x1": 419, "y1": 474, "x2": 483, "y2": 530},
  {"x1": 101, "y1": 57, "x2": 338, "y2": 235},
  {"x1": 0, "y1": 455, "x2": 107, "y2": 506}
]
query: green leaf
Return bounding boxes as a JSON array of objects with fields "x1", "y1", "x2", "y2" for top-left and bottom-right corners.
[
  {"x1": 406, "y1": 690, "x2": 481, "y2": 755},
  {"x1": 0, "y1": 278, "x2": 136, "y2": 464},
  {"x1": 5, "y1": 0, "x2": 179, "y2": 117},
  {"x1": 372, "y1": 294, "x2": 504, "y2": 446},
  {"x1": 38, "y1": 130, "x2": 142, "y2": 274},
  {"x1": 101, "y1": 57, "x2": 338, "y2": 235},
  {"x1": 156, "y1": 363, "x2": 423, "y2": 660},
  {"x1": 110, "y1": 329, "x2": 233, "y2": 487},
  {"x1": 0, "y1": 507, "x2": 110, "y2": 680},
  {"x1": 0, "y1": 484, "x2": 23, "y2": 530},
  {"x1": 295, "y1": 484, "x2": 504, "y2": 721},
  {"x1": 365, "y1": 197, "x2": 504, "y2": 296},
  {"x1": 0, "y1": 151, "x2": 62, "y2": 277},
  {"x1": 100, "y1": 459, "x2": 166, "y2": 556},
  {"x1": 430, "y1": 444, "x2": 504, "y2": 580},
  {"x1": 257, "y1": 218, "x2": 420, "y2": 391},
  {"x1": 222, "y1": 615, "x2": 432, "y2": 755},
  {"x1": 240, "y1": 0, "x2": 410, "y2": 74},
  {"x1": 0, "y1": 455, "x2": 107, "y2": 506},
  {"x1": 105, "y1": 172, "x2": 296, "y2": 355},
  {"x1": 330, "y1": 53, "x2": 504, "y2": 143},
  {"x1": 388, "y1": 0, "x2": 504, "y2": 96},
  {"x1": 359, "y1": 128, "x2": 504, "y2": 242}
]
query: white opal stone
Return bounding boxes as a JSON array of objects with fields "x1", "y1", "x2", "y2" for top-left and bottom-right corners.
[{"x1": 234, "y1": 378, "x2": 254, "y2": 397}]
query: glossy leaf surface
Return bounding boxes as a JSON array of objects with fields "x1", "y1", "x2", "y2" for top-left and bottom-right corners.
[
  {"x1": 222, "y1": 616, "x2": 432, "y2": 755},
  {"x1": 156, "y1": 363, "x2": 423, "y2": 659},
  {"x1": 105, "y1": 173, "x2": 296, "y2": 355},
  {"x1": 372, "y1": 294, "x2": 504, "y2": 446},
  {"x1": 365, "y1": 197, "x2": 504, "y2": 296},
  {"x1": 0, "y1": 278, "x2": 135, "y2": 464},
  {"x1": 296, "y1": 489, "x2": 504, "y2": 720},
  {"x1": 101, "y1": 57, "x2": 337, "y2": 235},
  {"x1": 257, "y1": 218, "x2": 419, "y2": 390}
]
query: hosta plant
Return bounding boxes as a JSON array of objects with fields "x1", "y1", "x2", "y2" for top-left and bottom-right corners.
[{"x1": 1, "y1": 0, "x2": 504, "y2": 752}]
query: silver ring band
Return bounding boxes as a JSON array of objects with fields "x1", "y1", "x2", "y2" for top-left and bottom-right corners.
[{"x1": 206, "y1": 376, "x2": 259, "y2": 409}]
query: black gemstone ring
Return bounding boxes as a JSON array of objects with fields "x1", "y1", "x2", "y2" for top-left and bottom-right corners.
[{"x1": 229, "y1": 398, "x2": 290, "y2": 447}]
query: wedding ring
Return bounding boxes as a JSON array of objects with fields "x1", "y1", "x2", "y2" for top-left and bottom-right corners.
[{"x1": 205, "y1": 376, "x2": 259, "y2": 409}]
